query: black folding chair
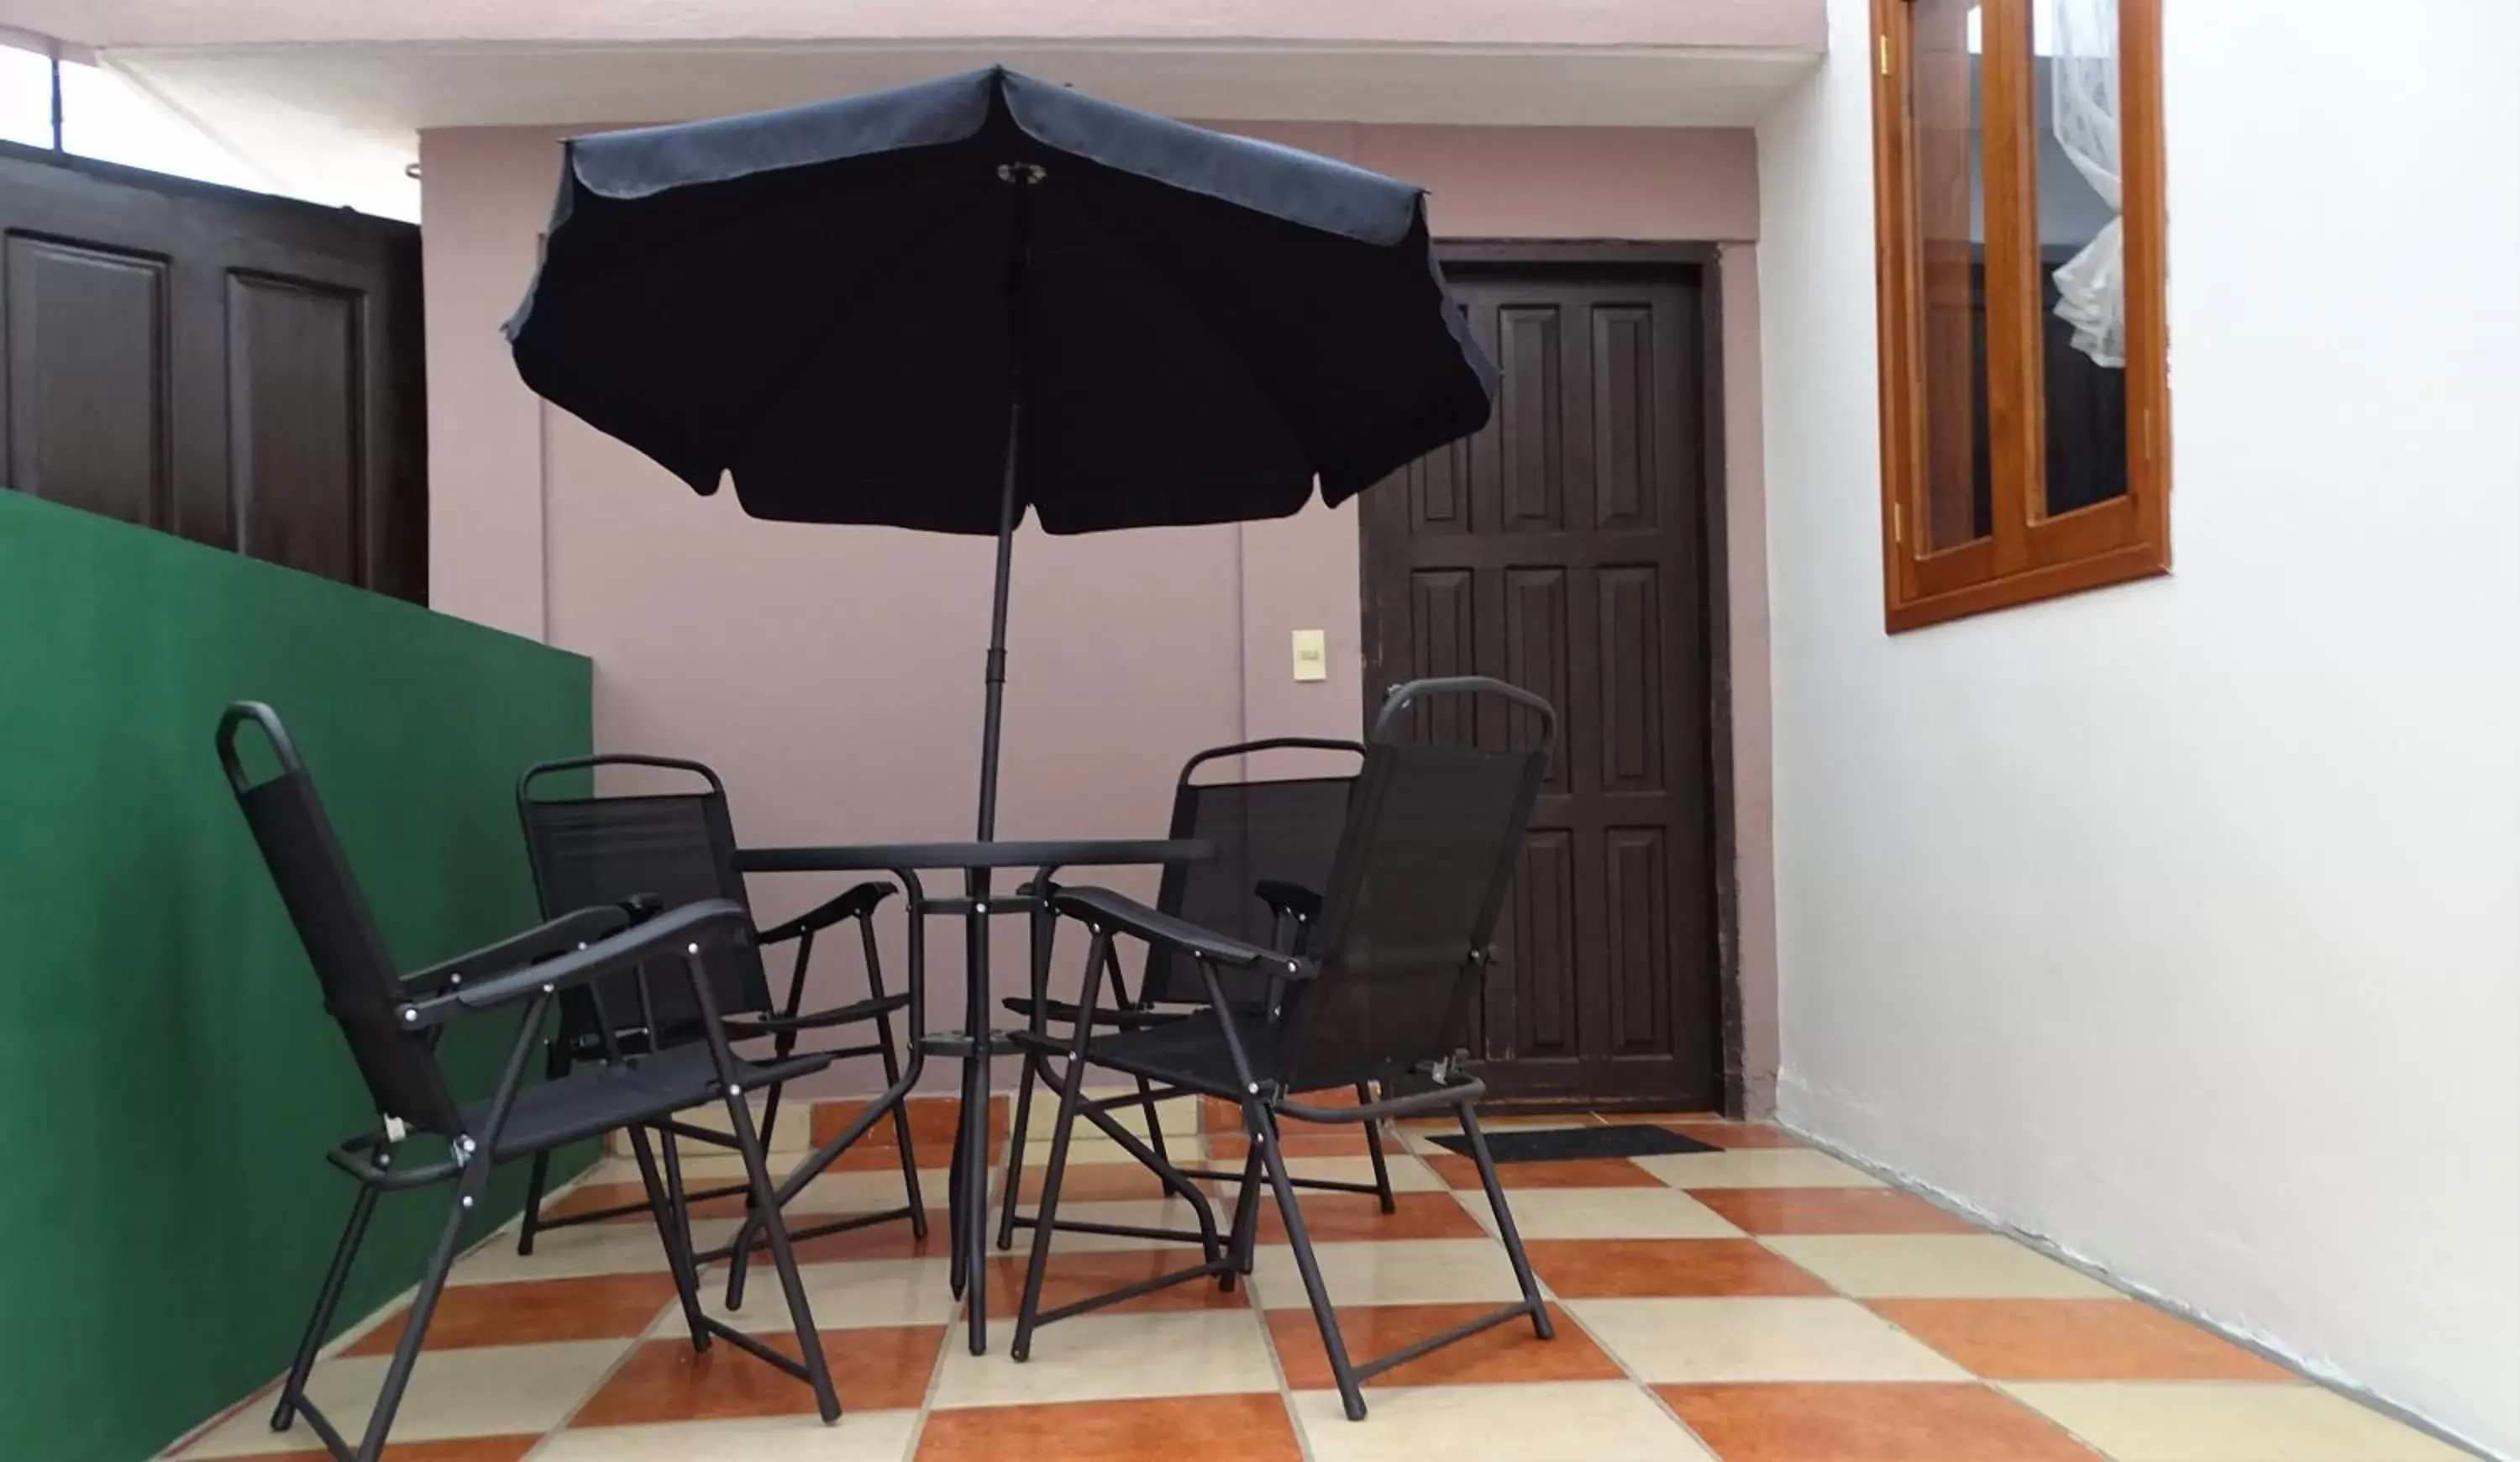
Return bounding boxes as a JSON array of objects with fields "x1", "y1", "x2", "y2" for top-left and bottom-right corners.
[
  {"x1": 219, "y1": 704, "x2": 842, "y2": 1462},
  {"x1": 1010, "y1": 677, "x2": 1557, "y2": 1422},
  {"x1": 995, "y1": 738, "x2": 1397, "y2": 1254},
  {"x1": 512, "y1": 755, "x2": 925, "y2": 1279}
]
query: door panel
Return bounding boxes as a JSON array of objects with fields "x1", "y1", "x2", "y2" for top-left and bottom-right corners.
[
  {"x1": 0, "y1": 143, "x2": 424, "y2": 601},
  {"x1": 1363, "y1": 263, "x2": 1719, "y2": 1107},
  {"x1": 3, "y1": 234, "x2": 170, "y2": 528},
  {"x1": 228, "y1": 272, "x2": 365, "y2": 581}
]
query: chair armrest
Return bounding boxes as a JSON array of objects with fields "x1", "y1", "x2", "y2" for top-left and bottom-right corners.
[
  {"x1": 1252, "y1": 879, "x2": 1324, "y2": 923},
  {"x1": 400, "y1": 905, "x2": 633, "y2": 997},
  {"x1": 1050, "y1": 886, "x2": 1294, "y2": 973},
  {"x1": 753, "y1": 881, "x2": 894, "y2": 945},
  {"x1": 402, "y1": 900, "x2": 752, "y2": 1027}
]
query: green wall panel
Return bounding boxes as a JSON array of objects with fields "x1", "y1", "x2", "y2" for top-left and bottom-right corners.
[{"x1": 0, "y1": 492, "x2": 597, "y2": 1460}]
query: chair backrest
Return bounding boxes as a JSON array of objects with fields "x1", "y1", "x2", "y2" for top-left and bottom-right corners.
[
  {"x1": 516, "y1": 755, "x2": 771, "y2": 1044},
  {"x1": 1273, "y1": 678, "x2": 1555, "y2": 1092},
  {"x1": 1137, "y1": 739, "x2": 1364, "y2": 1009},
  {"x1": 218, "y1": 702, "x2": 464, "y2": 1136}
]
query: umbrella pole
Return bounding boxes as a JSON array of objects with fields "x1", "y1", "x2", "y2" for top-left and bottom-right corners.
[
  {"x1": 975, "y1": 162, "x2": 1036, "y2": 846},
  {"x1": 974, "y1": 393, "x2": 1022, "y2": 844},
  {"x1": 954, "y1": 166, "x2": 1034, "y2": 1357}
]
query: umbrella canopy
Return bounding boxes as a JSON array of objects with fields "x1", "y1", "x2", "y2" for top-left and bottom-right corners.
[{"x1": 506, "y1": 66, "x2": 1495, "y2": 535}]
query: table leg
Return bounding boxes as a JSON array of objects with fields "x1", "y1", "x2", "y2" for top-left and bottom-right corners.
[
  {"x1": 963, "y1": 898, "x2": 992, "y2": 1354},
  {"x1": 946, "y1": 1077, "x2": 970, "y2": 1299}
]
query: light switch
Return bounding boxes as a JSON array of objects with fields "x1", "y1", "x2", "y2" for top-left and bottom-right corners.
[{"x1": 1291, "y1": 628, "x2": 1328, "y2": 682}]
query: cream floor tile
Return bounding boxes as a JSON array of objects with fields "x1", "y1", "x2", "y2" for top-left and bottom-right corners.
[
  {"x1": 1762, "y1": 1234, "x2": 2117, "y2": 1299},
  {"x1": 1012, "y1": 1134, "x2": 1152, "y2": 1169},
  {"x1": 1189, "y1": 1149, "x2": 1452, "y2": 1195},
  {"x1": 1071, "y1": 1086, "x2": 1207, "y2": 1144},
  {"x1": 535, "y1": 1410, "x2": 920, "y2": 1460},
  {"x1": 1205, "y1": 1154, "x2": 1446, "y2": 1196},
  {"x1": 450, "y1": 1217, "x2": 745, "y2": 1284},
  {"x1": 179, "y1": 1412, "x2": 328, "y2": 1459},
  {"x1": 668, "y1": 1256, "x2": 957, "y2": 1333},
  {"x1": 1630, "y1": 1149, "x2": 1886, "y2": 1190},
  {"x1": 779, "y1": 1167, "x2": 942, "y2": 1215},
  {"x1": 580, "y1": 1149, "x2": 817, "y2": 1185},
  {"x1": 652, "y1": 1093, "x2": 811, "y2": 1154},
  {"x1": 1567, "y1": 1296, "x2": 1971, "y2": 1382},
  {"x1": 929, "y1": 1309, "x2": 1276, "y2": 1407},
  {"x1": 1248, "y1": 1238, "x2": 1530, "y2": 1309},
  {"x1": 180, "y1": 1340, "x2": 631, "y2": 1455},
  {"x1": 1342, "y1": 1151, "x2": 1449, "y2": 1191},
  {"x1": 1408, "y1": 1114, "x2": 1607, "y2": 1132},
  {"x1": 575, "y1": 1155, "x2": 648, "y2": 1185},
  {"x1": 1016, "y1": 1196, "x2": 1231, "y2": 1254},
  {"x1": 1400, "y1": 1123, "x2": 1591, "y2": 1155},
  {"x1": 1466, "y1": 1186, "x2": 1744, "y2": 1240},
  {"x1": 2002, "y1": 1382, "x2": 2475, "y2": 1462},
  {"x1": 1291, "y1": 1380, "x2": 1717, "y2": 1462}
]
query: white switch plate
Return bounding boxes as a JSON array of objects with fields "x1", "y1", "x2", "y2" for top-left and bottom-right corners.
[{"x1": 1291, "y1": 628, "x2": 1327, "y2": 681}]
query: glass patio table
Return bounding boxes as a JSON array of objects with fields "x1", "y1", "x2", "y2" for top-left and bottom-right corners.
[{"x1": 733, "y1": 837, "x2": 1213, "y2": 1355}]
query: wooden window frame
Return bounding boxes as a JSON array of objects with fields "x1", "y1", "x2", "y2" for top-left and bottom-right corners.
[{"x1": 1870, "y1": 0, "x2": 2169, "y2": 632}]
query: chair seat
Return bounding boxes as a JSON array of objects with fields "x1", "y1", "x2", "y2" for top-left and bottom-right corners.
[
  {"x1": 1000, "y1": 994, "x2": 1190, "y2": 1032},
  {"x1": 472, "y1": 1043, "x2": 836, "y2": 1160},
  {"x1": 726, "y1": 990, "x2": 912, "y2": 1039},
  {"x1": 1015, "y1": 1013, "x2": 1368, "y2": 1103},
  {"x1": 570, "y1": 990, "x2": 909, "y2": 1057}
]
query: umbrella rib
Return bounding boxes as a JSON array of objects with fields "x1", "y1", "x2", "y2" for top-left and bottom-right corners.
[
  {"x1": 533, "y1": 176, "x2": 1005, "y2": 486},
  {"x1": 723, "y1": 183, "x2": 1015, "y2": 477},
  {"x1": 1022, "y1": 189, "x2": 1319, "y2": 522}
]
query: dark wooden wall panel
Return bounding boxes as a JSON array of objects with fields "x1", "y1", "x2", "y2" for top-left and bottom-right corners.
[
  {"x1": 1363, "y1": 260, "x2": 1719, "y2": 1106},
  {"x1": 1509, "y1": 828, "x2": 1578, "y2": 1061},
  {"x1": 1504, "y1": 566, "x2": 1571, "y2": 795},
  {"x1": 1407, "y1": 567, "x2": 1477, "y2": 746},
  {"x1": 1592, "y1": 305, "x2": 1659, "y2": 533},
  {"x1": 228, "y1": 273, "x2": 364, "y2": 581},
  {"x1": 1498, "y1": 305, "x2": 1564, "y2": 532},
  {"x1": 1603, "y1": 828, "x2": 1672, "y2": 1055},
  {"x1": 1415, "y1": 434, "x2": 1468, "y2": 534},
  {"x1": 0, "y1": 143, "x2": 424, "y2": 601},
  {"x1": 1599, "y1": 565, "x2": 1667, "y2": 794},
  {"x1": 2, "y1": 235, "x2": 169, "y2": 527}
]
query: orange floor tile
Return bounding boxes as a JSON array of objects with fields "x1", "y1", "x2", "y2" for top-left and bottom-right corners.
[{"x1": 165, "y1": 1103, "x2": 2465, "y2": 1462}]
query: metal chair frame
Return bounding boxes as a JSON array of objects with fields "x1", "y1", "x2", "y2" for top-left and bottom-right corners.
[
  {"x1": 994, "y1": 738, "x2": 1395, "y2": 1255},
  {"x1": 1007, "y1": 679, "x2": 1560, "y2": 1422},
  {"x1": 511, "y1": 755, "x2": 927, "y2": 1291},
  {"x1": 220, "y1": 704, "x2": 842, "y2": 1462}
]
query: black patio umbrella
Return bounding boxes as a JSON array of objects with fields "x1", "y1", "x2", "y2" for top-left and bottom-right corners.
[{"x1": 505, "y1": 66, "x2": 1495, "y2": 839}]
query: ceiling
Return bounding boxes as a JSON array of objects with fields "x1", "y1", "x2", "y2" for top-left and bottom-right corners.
[{"x1": 95, "y1": 39, "x2": 1816, "y2": 221}]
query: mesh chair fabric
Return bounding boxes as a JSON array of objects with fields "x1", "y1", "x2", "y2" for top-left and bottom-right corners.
[
  {"x1": 237, "y1": 771, "x2": 465, "y2": 1135},
  {"x1": 1140, "y1": 772, "x2": 1354, "y2": 1008},
  {"x1": 1276, "y1": 740, "x2": 1541, "y2": 1091},
  {"x1": 518, "y1": 791, "x2": 773, "y2": 1043}
]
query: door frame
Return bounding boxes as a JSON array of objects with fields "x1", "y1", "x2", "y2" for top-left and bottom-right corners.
[{"x1": 1358, "y1": 239, "x2": 1746, "y2": 1116}]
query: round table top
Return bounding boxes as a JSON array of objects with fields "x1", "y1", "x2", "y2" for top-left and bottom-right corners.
[{"x1": 735, "y1": 837, "x2": 1212, "y2": 875}]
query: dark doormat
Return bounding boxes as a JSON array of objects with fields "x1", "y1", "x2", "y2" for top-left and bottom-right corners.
[{"x1": 1426, "y1": 1123, "x2": 1721, "y2": 1163}]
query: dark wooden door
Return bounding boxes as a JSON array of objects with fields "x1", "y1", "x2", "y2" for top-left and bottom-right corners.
[
  {"x1": 0, "y1": 143, "x2": 425, "y2": 599},
  {"x1": 1362, "y1": 261, "x2": 1720, "y2": 1107}
]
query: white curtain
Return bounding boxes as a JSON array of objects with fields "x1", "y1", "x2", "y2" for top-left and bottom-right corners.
[{"x1": 2049, "y1": 0, "x2": 2124, "y2": 366}]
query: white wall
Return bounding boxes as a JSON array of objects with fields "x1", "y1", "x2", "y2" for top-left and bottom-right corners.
[{"x1": 1757, "y1": 0, "x2": 2520, "y2": 1454}]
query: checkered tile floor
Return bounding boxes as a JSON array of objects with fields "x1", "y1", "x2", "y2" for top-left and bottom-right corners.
[{"x1": 165, "y1": 1105, "x2": 2470, "y2": 1462}]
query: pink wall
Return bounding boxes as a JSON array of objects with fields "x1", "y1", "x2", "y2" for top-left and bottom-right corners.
[
  {"x1": 50, "y1": 1, "x2": 1822, "y2": 50},
  {"x1": 423, "y1": 120, "x2": 1777, "y2": 1109}
]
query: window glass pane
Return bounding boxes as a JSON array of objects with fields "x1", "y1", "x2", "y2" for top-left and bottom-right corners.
[
  {"x1": 58, "y1": 60, "x2": 270, "y2": 192},
  {"x1": 0, "y1": 45, "x2": 53, "y2": 148},
  {"x1": 2034, "y1": 0, "x2": 2129, "y2": 515},
  {"x1": 1914, "y1": 0, "x2": 1993, "y2": 550}
]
